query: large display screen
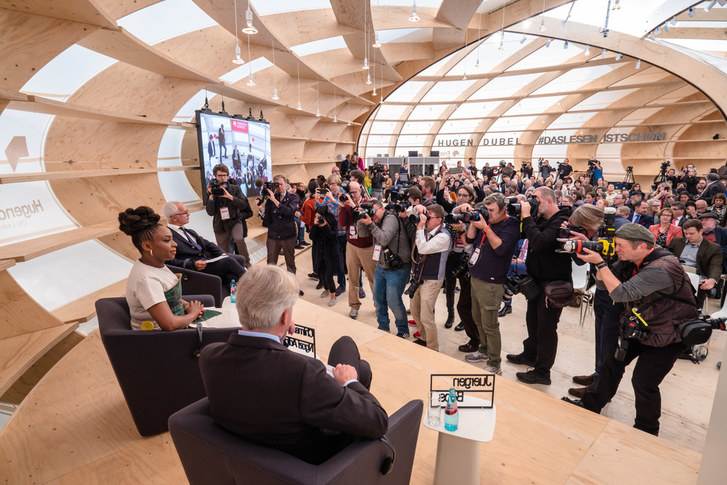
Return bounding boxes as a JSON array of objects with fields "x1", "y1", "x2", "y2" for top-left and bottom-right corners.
[{"x1": 195, "y1": 110, "x2": 272, "y2": 198}]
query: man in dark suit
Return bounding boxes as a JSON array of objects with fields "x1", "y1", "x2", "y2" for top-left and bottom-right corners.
[
  {"x1": 668, "y1": 219, "x2": 722, "y2": 308},
  {"x1": 205, "y1": 164, "x2": 253, "y2": 266},
  {"x1": 199, "y1": 265, "x2": 388, "y2": 464},
  {"x1": 163, "y1": 201, "x2": 246, "y2": 287},
  {"x1": 630, "y1": 201, "x2": 654, "y2": 228}
]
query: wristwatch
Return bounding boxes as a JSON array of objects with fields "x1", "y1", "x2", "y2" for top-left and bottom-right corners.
[{"x1": 595, "y1": 261, "x2": 607, "y2": 270}]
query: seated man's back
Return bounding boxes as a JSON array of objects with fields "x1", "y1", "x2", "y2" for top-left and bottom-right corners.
[{"x1": 199, "y1": 265, "x2": 388, "y2": 464}]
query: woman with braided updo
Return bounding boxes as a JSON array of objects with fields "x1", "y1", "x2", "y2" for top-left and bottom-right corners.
[{"x1": 119, "y1": 206, "x2": 204, "y2": 330}]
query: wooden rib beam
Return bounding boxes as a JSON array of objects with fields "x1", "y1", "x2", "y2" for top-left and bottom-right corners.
[
  {"x1": 0, "y1": 166, "x2": 198, "y2": 185},
  {"x1": 0, "y1": 0, "x2": 117, "y2": 29},
  {"x1": 0, "y1": 221, "x2": 119, "y2": 262}
]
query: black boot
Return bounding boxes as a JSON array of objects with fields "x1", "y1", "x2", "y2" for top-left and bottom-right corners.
[{"x1": 444, "y1": 312, "x2": 454, "y2": 329}]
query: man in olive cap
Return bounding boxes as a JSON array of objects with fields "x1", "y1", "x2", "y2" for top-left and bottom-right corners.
[{"x1": 563, "y1": 223, "x2": 698, "y2": 436}]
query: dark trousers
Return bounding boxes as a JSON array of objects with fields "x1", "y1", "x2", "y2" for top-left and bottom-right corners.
[
  {"x1": 582, "y1": 341, "x2": 682, "y2": 436},
  {"x1": 522, "y1": 287, "x2": 564, "y2": 377},
  {"x1": 266, "y1": 237, "x2": 297, "y2": 274},
  {"x1": 335, "y1": 234, "x2": 347, "y2": 288},
  {"x1": 593, "y1": 288, "x2": 622, "y2": 380},
  {"x1": 444, "y1": 253, "x2": 464, "y2": 316},
  {"x1": 205, "y1": 255, "x2": 246, "y2": 287},
  {"x1": 214, "y1": 222, "x2": 250, "y2": 267},
  {"x1": 327, "y1": 336, "x2": 372, "y2": 390}
]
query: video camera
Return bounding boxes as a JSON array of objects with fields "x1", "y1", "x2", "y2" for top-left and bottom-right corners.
[{"x1": 506, "y1": 196, "x2": 538, "y2": 218}]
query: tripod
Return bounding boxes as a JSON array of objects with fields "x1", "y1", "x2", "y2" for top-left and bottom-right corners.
[
  {"x1": 652, "y1": 166, "x2": 668, "y2": 190},
  {"x1": 622, "y1": 166, "x2": 635, "y2": 189}
]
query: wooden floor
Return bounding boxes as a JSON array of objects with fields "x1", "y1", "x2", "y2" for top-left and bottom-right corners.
[
  {"x1": 0, "y1": 295, "x2": 703, "y2": 484},
  {"x1": 291, "y1": 249, "x2": 725, "y2": 454}
]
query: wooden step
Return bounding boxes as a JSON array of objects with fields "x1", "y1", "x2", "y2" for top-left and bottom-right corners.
[{"x1": 0, "y1": 323, "x2": 78, "y2": 396}]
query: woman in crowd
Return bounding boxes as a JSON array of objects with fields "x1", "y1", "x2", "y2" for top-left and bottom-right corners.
[
  {"x1": 310, "y1": 205, "x2": 340, "y2": 306},
  {"x1": 648, "y1": 207, "x2": 683, "y2": 247},
  {"x1": 119, "y1": 206, "x2": 204, "y2": 330}
]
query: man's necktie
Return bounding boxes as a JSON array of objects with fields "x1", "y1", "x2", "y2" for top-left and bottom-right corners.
[{"x1": 181, "y1": 227, "x2": 201, "y2": 251}]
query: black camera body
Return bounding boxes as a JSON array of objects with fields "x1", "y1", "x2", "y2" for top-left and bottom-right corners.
[
  {"x1": 444, "y1": 208, "x2": 488, "y2": 224},
  {"x1": 506, "y1": 196, "x2": 538, "y2": 218},
  {"x1": 353, "y1": 203, "x2": 376, "y2": 222},
  {"x1": 210, "y1": 179, "x2": 226, "y2": 197}
]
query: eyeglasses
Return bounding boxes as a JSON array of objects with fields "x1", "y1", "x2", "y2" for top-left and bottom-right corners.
[
  {"x1": 456, "y1": 193, "x2": 470, "y2": 197},
  {"x1": 173, "y1": 211, "x2": 189, "y2": 217}
]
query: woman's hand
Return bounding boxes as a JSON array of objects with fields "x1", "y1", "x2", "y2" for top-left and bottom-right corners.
[{"x1": 187, "y1": 300, "x2": 204, "y2": 318}]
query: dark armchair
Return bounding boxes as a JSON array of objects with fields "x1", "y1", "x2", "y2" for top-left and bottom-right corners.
[
  {"x1": 95, "y1": 297, "x2": 236, "y2": 436},
  {"x1": 169, "y1": 398, "x2": 423, "y2": 485},
  {"x1": 167, "y1": 265, "x2": 224, "y2": 307}
]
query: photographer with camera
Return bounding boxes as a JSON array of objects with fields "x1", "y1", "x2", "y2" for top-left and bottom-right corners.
[
  {"x1": 205, "y1": 164, "x2": 253, "y2": 266},
  {"x1": 565, "y1": 224, "x2": 698, "y2": 436},
  {"x1": 339, "y1": 181, "x2": 376, "y2": 319},
  {"x1": 462, "y1": 194, "x2": 521, "y2": 374},
  {"x1": 316, "y1": 175, "x2": 347, "y2": 296},
  {"x1": 556, "y1": 158, "x2": 573, "y2": 183},
  {"x1": 263, "y1": 175, "x2": 301, "y2": 280},
  {"x1": 560, "y1": 206, "x2": 625, "y2": 398},
  {"x1": 359, "y1": 200, "x2": 412, "y2": 338},
  {"x1": 370, "y1": 163, "x2": 386, "y2": 201},
  {"x1": 311, "y1": 206, "x2": 339, "y2": 307},
  {"x1": 507, "y1": 187, "x2": 572, "y2": 385},
  {"x1": 407, "y1": 204, "x2": 452, "y2": 350}
]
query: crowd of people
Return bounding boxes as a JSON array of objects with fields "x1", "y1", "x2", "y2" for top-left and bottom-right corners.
[{"x1": 119, "y1": 154, "x2": 727, "y2": 438}]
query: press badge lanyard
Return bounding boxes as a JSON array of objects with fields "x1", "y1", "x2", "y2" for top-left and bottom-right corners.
[{"x1": 469, "y1": 230, "x2": 488, "y2": 266}]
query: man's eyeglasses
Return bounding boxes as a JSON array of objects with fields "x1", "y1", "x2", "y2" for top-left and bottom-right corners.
[{"x1": 173, "y1": 211, "x2": 189, "y2": 217}]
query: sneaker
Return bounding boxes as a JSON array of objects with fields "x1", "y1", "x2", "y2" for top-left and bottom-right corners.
[
  {"x1": 561, "y1": 396, "x2": 585, "y2": 408},
  {"x1": 454, "y1": 322, "x2": 465, "y2": 332},
  {"x1": 349, "y1": 308, "x2": 359, "y2": 319},
  {"x1": 358, "y1": 287, "x2": 366, "y2": 299},
  {"x1": 335, "y1": 285, "x2": 346, "y2": 297},
  {"x1": 498, "y1": 303, "x2": 512, "y2": 317},
  {"x1": 506, "y1": 353, "x2": 536, "y2": 367},
  {"x1": 458, "y1": 342, "x2": 479, "y2": 353},
  {"x1": 444, "y1": 313, "x2": 454, "y2": 329},
  {"x1": 327, "y1": 297, "x2": 337, "y2": 307},
  {"x1": 413, "y1": 338, "x2": 427, "y2": 346},
  {"x1": 396, "y1": 333, "x2": 410, "y2": 339},
  {"x1": 486, "y1": 365, "x2": 503, "y2": 376},
  {"x1": 299, "y1": 289, "x2": 305, "y2": 296},
  {"x1": 413, "y1": 331, "x2": 421, "y2": 339},
  {"x1": 320, "y1": 290, "x2": 330, "y2": 298},
  {"x1": 465, "y1": 352, "x2": 488, "y2": 363},
  {"x1": 516, "y1": 369, "x2": 551, "y2": 385},
  {"x1": 308, "y1": 272, "x2": 319, "y2": 280},
  {"x1": 408, "y1": 319, "x2": 417, "y2": 327}
]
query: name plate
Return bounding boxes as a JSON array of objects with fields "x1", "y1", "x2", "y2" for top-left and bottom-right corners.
[
  {"x1": 283, "y1": 324, "x2": 316, "y2": 358},
  {"x1": 429, "y1": 374, "x2": 495, "y2": 409}
]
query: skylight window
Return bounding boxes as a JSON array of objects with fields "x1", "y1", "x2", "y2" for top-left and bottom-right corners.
[
  {"x1": 291, "y1": 36, "x2": 347, "y2": 57},
  {"x1": 408, "y1": 104, "x2": 450, "y2": 120},
  {"x1": 504, "y1": 95, "x2": 567, "y2": 116},
  {"x1": 450, "y1": 101, "x2": 502, "y2": 119},
  {"x1": 471, "y1": 73, "x2": 541, "y2": 100},
  {"x1": 421, "y1": 80, "x2": 476, "y2": 102},
  {"x1": 448, "y1": 33, "x2": 537, "y2": 76},
  {"x1": 532, "y1": 65, "x2": 615, "y2": 95},
  {"x1": 573, "y1": 89, "x2": 637, "y2": 111},
  {"x1": 21, "y1": 44, "x2": 117, "y2": 102},
  {"x1": 386, "y1": 81, "x2": 429, "y2": 103},
  {"x1": 252, "y1": 0, "x2": 333, "y2": 16},
  {"x1": 400, "y1": 121, "x2": 437, "y2": 134},
  {"x1": 117, "y1": 0, "x2": 217, "y2": 46},
  {"x1": 219, "y1": 57, "x2": 273, "y2": 84},
  {"x1": 507, "y1": 43, "x2": 585, "y2": 72}
]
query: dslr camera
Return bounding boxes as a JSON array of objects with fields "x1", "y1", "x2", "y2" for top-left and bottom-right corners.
[
  {"x1": 506, "y1": 196, "x2": 538, "y2": 218},
  {"x1": 353, "y1": 203, "x2": 376, "y2": 222},
  {"x1": 386, "y1": 189, "x2": 410, "y2": 213},
  {"x1": 444, "y1": 207, "x2": 488, "y2": 224},
  {"x1": 210, "y1": 179, "x2": 226, "y2": 197}
]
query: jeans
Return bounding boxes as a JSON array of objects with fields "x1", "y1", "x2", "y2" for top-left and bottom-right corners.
[
  {"x1": 214, "y1": 221, "x2": 250, "y2": 267},
  {"x1": 373, "y1": 264, "x2": 411, "y2": 335},
  {"x1": 295, "y1": 217, "x2": 305, "y2": 245},
  {"x1": 593, "y1": 288, "x2": 622, "y2": 380}
]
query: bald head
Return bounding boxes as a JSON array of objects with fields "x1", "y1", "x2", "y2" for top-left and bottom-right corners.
[{"x1": 347, "y1": 181, "x2": 363, "y2": 202}]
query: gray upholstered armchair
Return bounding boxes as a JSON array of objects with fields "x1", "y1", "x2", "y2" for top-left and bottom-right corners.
[
  {"x1": 169, "y1": 397, "x2": 424, "y2": 485},
  {"x1": 95, "y1": 297, "x2": 235, "y2": 436}
]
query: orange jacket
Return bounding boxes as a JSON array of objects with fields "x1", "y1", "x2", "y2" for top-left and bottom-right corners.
[{"x1": 301, "y1": 197, "x2": 317, "y2": 229}]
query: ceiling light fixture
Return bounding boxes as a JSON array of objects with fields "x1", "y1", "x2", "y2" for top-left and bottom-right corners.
[
  {"x1": 372, "y1": 32, "x2": 382, "y2": 48},
  {"x1": 670, "y1": 16, "x2": 677, "y2": 26},
  {"x1": 242, "y1": 0, "x2": 257, "y2": 35},
  {"x1": 232, "y1": 0, "x2": 244, "y2": 65},
  {"x1": 363, "y1": 0, "x2": 370, "y2": 71},
  {"x1": 563, "y1": 40, "x2": 569, "y2": 49},
  {"x1": 545, "y1": 38, "x2": 552, "y2": 48},
  {"x1": 612, "y1": 0, "x2": 621, "y2": 11},
  {"x1": 372, "y1": 59, "x2": 377, "y2": 96},
  {"x1": 663, "y1": 22, "x2": 669, "y2": 33},
  {"x1": 270, "y1": 38, "x2": 279, "y2": 100},
  {"x1": 245, "y1": 35, "x2": 255, "y2": 86},
  {"x1": 688, "y1": 7, "x2": 695, "y2": 17},
  {"x1": 539, "y1": 0, "x2": 546, "y2": 32},
  {"x1": 635, "y1": 59, "x2": 641, "y2": 69},
  {"x1": 601, "y1": 0, "x2": 611, "y2": 37},
  {"x1": 409, "y1": 0, "x2": 420, "y2": 22},
  {"x1": 315, "y1": 82, "x2": 321, "y2": 117},
  {"x1": 520, "y1": 35, "x2": 527, "y2": 44},
  {"x1": 600, "y1": 48, "x2": 607, "y2": 58},
  {"x1": 615, "y1": 52, "x2": 623, "y2": 61},
  {"x1": 585, "y1": 45, "x2": 591, "y2": 56},
  {"x1": 366, "y1": 70, "x2": 372, "y2": 85}
]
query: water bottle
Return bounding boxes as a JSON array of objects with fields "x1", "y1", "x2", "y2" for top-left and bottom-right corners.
[
  {"x1": 444, "y1": 388, "x2": 459, "y2": 432},
  {"x1": 230, "y1": 278, "x2": 237, "y2": 303}
]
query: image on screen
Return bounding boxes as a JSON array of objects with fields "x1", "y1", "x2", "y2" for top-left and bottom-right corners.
[{"x1": 196, "y1": 110, "x2": 272, "y2": 198}]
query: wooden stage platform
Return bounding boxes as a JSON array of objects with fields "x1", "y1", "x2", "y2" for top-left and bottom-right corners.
[{"x1": 0, "y1": 300, "x2": 701, "y2": 484}]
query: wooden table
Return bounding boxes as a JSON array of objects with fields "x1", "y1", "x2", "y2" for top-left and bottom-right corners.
[{"x1": 0, "y1": 299, "x2": 701, "y2": 484}]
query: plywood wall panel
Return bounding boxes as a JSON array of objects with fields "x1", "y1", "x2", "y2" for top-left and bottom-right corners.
[{"x1": 0, "y1": 10, "x2": 94, "y2": 91}]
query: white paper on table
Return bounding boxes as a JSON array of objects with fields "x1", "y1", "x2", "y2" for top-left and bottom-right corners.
[{"x1": 204, "y1": 255, "x2": 229, "y2": 264}]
